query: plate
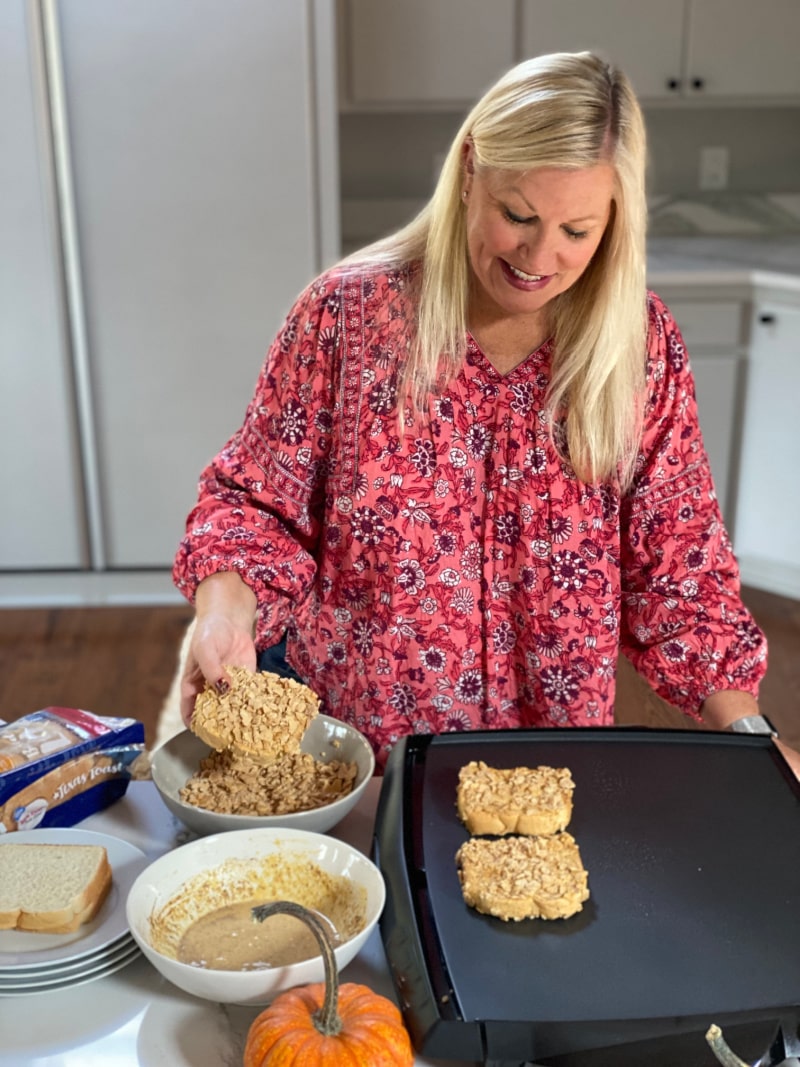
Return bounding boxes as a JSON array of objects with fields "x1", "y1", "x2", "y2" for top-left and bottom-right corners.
[
  {"x1": 0, "y1": 828, "x2": 148, "y2": 969},
  {"x1": 0, "y1": 942, "x2": 142, "y2": 996},
  {"x1": 0, "y1": 934, "x2": 137, "y2": 980},
  {"x1": 0, "y1": 954, "x2": 158, "y2": 1056},
  {"x1": 0, "y1": 939, "x2": 141, "y2": 991}
]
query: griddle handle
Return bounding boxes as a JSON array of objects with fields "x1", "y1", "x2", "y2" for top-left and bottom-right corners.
[{"x1": 755, "y1": 1016, "x2": 800, "y2": 1066}]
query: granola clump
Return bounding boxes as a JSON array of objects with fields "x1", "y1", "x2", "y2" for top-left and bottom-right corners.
[
  {"x1": 191, "y1": 666, "x2": 320, "y2": 763},
  {"x1": 185, "y1": 666, "x2": 357, "y2": 816}
]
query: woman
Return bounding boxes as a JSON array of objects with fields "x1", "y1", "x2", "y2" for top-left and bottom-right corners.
[{"x1": 174, "y1": 52, "x2": 797, "y2": 775}]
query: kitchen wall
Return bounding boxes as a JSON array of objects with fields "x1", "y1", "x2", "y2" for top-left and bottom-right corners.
[{"x1": 339, "y1": 106, "x2": 800, "y2": 245}]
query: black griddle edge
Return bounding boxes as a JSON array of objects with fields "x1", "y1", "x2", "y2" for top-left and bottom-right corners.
[
  {"x1": 373, "y1": 735, "x2": 485, "y2": 1058},
  {"x1": 373, "y1": 732, "x2": 800, "y2": 1067}
]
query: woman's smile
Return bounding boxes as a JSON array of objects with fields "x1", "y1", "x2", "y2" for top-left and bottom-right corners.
[{"x1": 500, "y1": 259, "x2": 553, "y2": 289}]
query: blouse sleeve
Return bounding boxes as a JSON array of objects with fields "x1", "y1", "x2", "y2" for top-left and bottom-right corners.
[
  {"x1": 172, "y1": 271, "x2": 342, "y2": 644},
  {"x1": 618, "y1": 292, "x2": 767, "y2": 717}
]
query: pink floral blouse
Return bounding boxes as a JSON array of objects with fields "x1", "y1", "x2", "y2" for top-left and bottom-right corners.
[{"x1": 174, "y1": 265, "x2": 767, "y2": 768}]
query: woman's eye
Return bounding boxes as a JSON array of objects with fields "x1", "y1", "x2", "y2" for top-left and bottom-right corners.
[
  {"x1": 503, "y1": 208, "x2": 532, "y2": 225},
  {"x1": 502, "y1": 209, "x2": 588, "y2": 239}
]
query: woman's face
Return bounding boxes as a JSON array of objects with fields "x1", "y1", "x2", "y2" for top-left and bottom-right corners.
[{"x1": 463, "y1": 150, "x2": 616, "y2": 326}]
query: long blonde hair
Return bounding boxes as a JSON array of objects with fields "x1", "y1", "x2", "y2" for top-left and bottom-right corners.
[{"x1": 342, "y1": 52, "x2": 648, "y2": 488}]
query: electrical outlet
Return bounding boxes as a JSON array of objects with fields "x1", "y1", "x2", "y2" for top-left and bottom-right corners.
[{"x1": 699, "y1": 146, "x2": 730, "y2": 190}]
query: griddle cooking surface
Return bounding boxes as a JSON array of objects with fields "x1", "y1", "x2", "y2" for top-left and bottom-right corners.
[{"x1": 375, "y1": 729, "x2": 800, "y2": 1058}]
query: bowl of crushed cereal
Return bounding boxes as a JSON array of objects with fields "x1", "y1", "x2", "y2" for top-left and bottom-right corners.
[
  {"x1": 125, "y1": 826, "x2": 384, "y2": 1003},
  {"x1": 151, "y1": 714, "x2": 375, "y2": 837}
]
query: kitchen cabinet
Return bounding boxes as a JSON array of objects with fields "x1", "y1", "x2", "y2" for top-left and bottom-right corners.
[
  {"x1": 685, "y1": 0, "x2": 800, "y2": 99},
  {"x1": 57, "y1": 0, "x2": 336, "y2": 569},
  {"x1": 1, "y1": 0, "x2": 338, "y2": 595},
  {"x1": 653, "y1": 277, "x2": 800, "y2": 601},
  {"x1": 734, "y1": 299, "x2": 800, "y2": 597},
  {"x1": 520, "y1": 0, "x2": 685, "y2": 101},
  {"x1": 655, "y1": 293, "x2": 746, "y2": 536},
  {"x1": 1, "y1": 0, "x2": 87, "y2": 569},
  {"x1": 341, "y1": 0, "x2": 800, "y2": 108},
  {"x1": 521, "y1": 0, "x2": 800, "y2": 102},
  {"x1": 338, "y1": 0, "x2": 516, "y2": 107}
]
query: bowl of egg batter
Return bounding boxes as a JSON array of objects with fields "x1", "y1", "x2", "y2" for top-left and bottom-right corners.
[{"x1": 125, "y1": 827, "x2": 385, "y2": 1004}]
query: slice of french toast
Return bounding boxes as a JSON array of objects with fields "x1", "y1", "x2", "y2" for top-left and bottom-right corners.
[
  {"x1": 456, "y1": 832, "x2": 590, "y2": 921},
  {"x1": 456, "y1": 760, "x2": 575, "y2": 836}
]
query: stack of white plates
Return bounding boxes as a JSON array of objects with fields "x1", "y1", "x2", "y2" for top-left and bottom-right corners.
[{"x1": 0, "y1": 828, "x2": 149, "y2": 997}]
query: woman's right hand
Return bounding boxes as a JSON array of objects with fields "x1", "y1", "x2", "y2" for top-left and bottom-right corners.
[{"x1": 179, "y1": 572, "x2": 258, "y2": 729}]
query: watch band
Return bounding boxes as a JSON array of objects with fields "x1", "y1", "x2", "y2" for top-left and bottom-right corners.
[{"x1": 727, "y1": 714, "x2": 779, "y2": 738}]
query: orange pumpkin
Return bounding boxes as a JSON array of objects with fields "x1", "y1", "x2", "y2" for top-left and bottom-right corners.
[{"x1": 244, "y1": 900, "x2": 415, "y2": 1067}]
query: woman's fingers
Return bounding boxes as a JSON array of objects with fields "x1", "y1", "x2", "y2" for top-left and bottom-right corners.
[{"x1": 179, "y1": 617, "x2": 258, "y2": 729}]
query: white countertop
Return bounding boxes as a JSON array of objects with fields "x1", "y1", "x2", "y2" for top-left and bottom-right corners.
[{"x1": 0, "y1": 780, "x2": 472, "y2": 1067}]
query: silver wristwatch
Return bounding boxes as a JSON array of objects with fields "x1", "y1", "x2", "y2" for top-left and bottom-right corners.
[{"x1": 727, "y1": 715, "x2": 779, "y2": 738}]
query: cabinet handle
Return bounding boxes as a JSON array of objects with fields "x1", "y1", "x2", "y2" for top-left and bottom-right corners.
[
  {"x1": 691, "y1": 77, "x2": 705, "y2": 90},
  {"x1": 666, "y1": 77, "x2": 681, "y2": 90},
  {"x1": 758, "y1": 313, "x2": 776, "y2": 324}
]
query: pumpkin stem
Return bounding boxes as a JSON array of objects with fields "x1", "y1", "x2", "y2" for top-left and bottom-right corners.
[
  {"x1": 251, "y1": 900, "x2": 342, "y2": 1037},
  {"x1": 705, "y1": 1024, "x2": 751, "y2": 1067}
]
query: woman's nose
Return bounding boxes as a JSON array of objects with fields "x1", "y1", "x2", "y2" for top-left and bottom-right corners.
[{"x1": 517, "y1": 228, "x2": 552, "y2": 270}]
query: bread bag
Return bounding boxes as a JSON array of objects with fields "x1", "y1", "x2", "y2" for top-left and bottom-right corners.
[{"x1": 0, "y1": 707, "x2": 145, "y2": 833}]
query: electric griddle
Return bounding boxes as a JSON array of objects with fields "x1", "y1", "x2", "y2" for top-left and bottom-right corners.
[{"x1": 373, "y1": 728, "x2": 800, "y2": 1066}]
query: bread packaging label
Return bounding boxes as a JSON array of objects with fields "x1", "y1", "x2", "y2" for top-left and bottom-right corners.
[{"x1": 0, "y1": 708, "x2": 146, "y2": 833}]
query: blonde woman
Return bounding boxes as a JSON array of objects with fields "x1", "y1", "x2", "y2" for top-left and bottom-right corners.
[{"x1": 174, "y1": 52, "x2": 796, "y2": 775}]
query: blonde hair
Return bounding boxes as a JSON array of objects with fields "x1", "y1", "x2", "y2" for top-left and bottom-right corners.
[{"x1": 341, "y1": 52, "x2": 648, "y2": 488}]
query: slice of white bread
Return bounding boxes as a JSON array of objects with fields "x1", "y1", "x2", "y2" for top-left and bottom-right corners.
[
  {"x1": 0, "y1": 843, "x2": 112, "y2": 933},
  {"x1": 456, "y1": 832, "x2": 590, "y2": 921},
  {"x1": 456, "y1": 760, "x2": 575, "y2": 836}
]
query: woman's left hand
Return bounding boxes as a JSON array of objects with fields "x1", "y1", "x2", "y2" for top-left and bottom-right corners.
[
  {"x1": 700, "y1": 690, "x2": 800, "y2": 782},
  {"x1": 773, "y1": 737, "x2": 800, "y2": 781}
]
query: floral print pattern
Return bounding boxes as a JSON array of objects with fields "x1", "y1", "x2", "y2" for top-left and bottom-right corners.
[{"x1": 174, "y1": 266, "x2": 766, "y2": 768}]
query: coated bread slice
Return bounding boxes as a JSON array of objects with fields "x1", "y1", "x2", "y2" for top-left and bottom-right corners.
[
  {"x1": 456, "y1": 760, "x2": 575, "y2": 836},
  {"x1": 0, "y1": 843, "x2": 112, "y2": 933},
  {"x1": 191, "y1": 666, "x2": 320, "y2": 764},
  {"x1": 456, "y1": 833, "x2": 590, "y2": 921}
]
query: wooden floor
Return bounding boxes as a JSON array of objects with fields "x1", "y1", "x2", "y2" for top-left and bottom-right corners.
[
  {"x1": 0, "y1": 603, "x2": 194, "y2": 749},
  {"x1": 0, "y1": 586, "x2": 798, "y2": 752}
]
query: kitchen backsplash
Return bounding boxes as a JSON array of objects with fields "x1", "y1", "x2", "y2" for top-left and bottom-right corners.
[
  {"x1": 648, "y1": 193, "x2": 800, "y2": 236},
  {"x1": 341, "y1": 192, "x2": 800, "y2": 254},
  {"x1": 339, "y1": 105, "x2": 800, "y2": 250}
]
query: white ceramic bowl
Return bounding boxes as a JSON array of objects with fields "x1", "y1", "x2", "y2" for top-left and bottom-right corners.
[
  {"x1": 151, "y1": 715, "x2": 375, "y2": 836},
  {"x1": 125, "y1": 827, "x2": 385, "y2": 1004}
]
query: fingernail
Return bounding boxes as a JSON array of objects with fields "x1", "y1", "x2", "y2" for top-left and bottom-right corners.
[{"x1": 215, "y1": 678, "x2": 229, "y2": 695}]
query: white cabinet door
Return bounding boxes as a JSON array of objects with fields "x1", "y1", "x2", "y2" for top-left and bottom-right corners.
[
  {"x1": 519, "y1": 0, "x2": 686, "y2": 101},
  {"x1": 687, "y1": 0, "x2": 800, "y2": 98},
  {"x1": 735, "y1": 303, "x2": 800, "y2": 588},
  {"x1": 522, "y1": 0, "x2": 800, "y2": 101},
  {"x1": 0, "y1": 0, "x2": 86, "y2": 568},
  {"x1": 56, "y1": 0, "x2": 334, "y2": 568},
  {"x1": 688, "y1": 356, "x2": 741, "y2": 532},
  {"x1": 341, "y1": 0, "x2": 516, "y2": 106},
  {"x1": 663, "y1": 296, "x2": 746, "y2": 534}
]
